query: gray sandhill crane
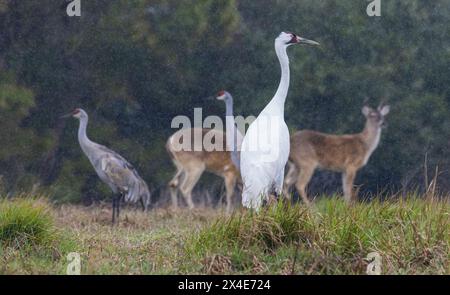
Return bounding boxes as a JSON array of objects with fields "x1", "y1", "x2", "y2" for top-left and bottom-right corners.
[
  {"x1": 166, "y1": 91, "x2": 243, "y2": 212},
  {"x1": 216, "y1": 90, "x2": 244, "y2": 169},
  {"x1": 61, "y1": 108, "x2": 151, "y2": 224}
]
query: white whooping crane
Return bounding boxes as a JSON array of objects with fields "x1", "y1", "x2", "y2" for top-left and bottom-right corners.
[{"x1": 240, "y1": 32, "x2": 319, "y2": 210}]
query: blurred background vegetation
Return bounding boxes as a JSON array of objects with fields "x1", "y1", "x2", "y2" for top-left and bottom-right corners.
[{"x1": 0, "y1": 0, "x2": 449, "y2": 203}]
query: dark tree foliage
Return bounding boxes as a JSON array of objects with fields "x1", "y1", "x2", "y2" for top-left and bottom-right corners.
[{"x1": 0, "y1": 0, "x2": 448, "y2": 202}]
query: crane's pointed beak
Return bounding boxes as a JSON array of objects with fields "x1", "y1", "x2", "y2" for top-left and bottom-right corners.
[
  {"x1": 59, "y1": 113, "x2": 72, "y2": 119},
  {"x1": 298, "y1": 37, "x2": 320, "y2": 46}
]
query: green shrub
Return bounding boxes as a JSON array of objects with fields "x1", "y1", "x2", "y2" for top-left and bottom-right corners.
[
  {"x1": 187, "y1": 200, "x2": 316, "y2": 256},
  {"x1": 0, "y1": 198, "x2": 55, "y2": 249}
]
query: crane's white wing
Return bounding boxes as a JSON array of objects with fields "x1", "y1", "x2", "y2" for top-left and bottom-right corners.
[{"x1": 240, "y1": 115, "x2": 290, "y2": 210}]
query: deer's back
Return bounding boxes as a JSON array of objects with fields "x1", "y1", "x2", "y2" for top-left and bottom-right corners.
[
  {"x1": 167, "y1": 128, "x2": 238, "y2": 175},
  {"x1": 290, "y1": 130, "x2": 368, "y2": 171}
]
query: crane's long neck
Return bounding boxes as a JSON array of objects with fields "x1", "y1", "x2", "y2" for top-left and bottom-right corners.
[
  {"x1": 77, "y1": 116, "x2": 95, "y2": 155},
  {"x1": 225, "y1": 96, "x2": 234, "y2": 117},
  {"x1": 267, "y1": 43, "x2": 290, "y2": 114},
  {"x1": 224, "y1": 94, "x2": 242, "y2": 169},
  {"x1": 224, "y1": 96, "x2": 237, "y2": 148}
]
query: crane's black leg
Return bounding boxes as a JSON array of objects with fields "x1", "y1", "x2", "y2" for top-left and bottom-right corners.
[
  {"x1": 112, "y1": 197, "x2": 116, "y2": 225},
  {"x1": 140, "y1": 198, "x2": 145, "y2": 211},
  {"x1": 116, "y1": 194, "x2": 121, "y2": 220},
  {"x1": 275, "y1": 191, "x2": 280, "y2": 201}
]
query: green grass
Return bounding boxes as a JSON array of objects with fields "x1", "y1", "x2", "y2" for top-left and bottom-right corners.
[
  {"x1": 185, "y1": 197, "x2": 450, "y2": 274},
  {"x1": 0, "y1": 197, "x2": 57, "y2": 248},
  {"x1": 0, "y1": 194, "x2": 448, "y2": 274},
  {"x1": 0, "y1": 197, "x2": 77, "y2": 274}
]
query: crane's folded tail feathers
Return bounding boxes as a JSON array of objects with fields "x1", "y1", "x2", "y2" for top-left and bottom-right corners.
[
  {"x1": 242, "y1": 191, "x2": 264, "y2": 211},
  {"x1": 124, "y1": 177, "x2": 151, "y2": 204},
  {"x1": 240, "y1": 163, "x2": 270, "y2": 210},
  {"x1": 241, "y1": 182, "x2": 268, "y2": 211}
]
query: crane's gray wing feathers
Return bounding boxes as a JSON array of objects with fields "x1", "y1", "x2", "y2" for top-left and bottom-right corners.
[{"x1": 95, "y1": 144, "x2": 151, "y2": 205}]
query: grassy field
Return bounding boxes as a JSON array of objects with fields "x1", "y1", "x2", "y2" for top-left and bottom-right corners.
[{"x1": 0, "y1": 195, "x2": 449, "y2": 274}]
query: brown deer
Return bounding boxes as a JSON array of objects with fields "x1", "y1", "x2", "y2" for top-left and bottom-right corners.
[
  {"x1": 166, "y1": 128, "x2": 240, "y2": 212},
  {"x1": 166, "y1": 90, "x2": 243, "y2": 212},
  {"x1": 283, "y1": 103, "x2": 390, "y2": 204}
]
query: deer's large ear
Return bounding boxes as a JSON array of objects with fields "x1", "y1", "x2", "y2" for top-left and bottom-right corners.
[
  {"x1": 380, "y1": 105, "x2": 390, "y2": 116},
  {"x1": 362, "y1": 106, "x2": 371, "y2": 116}
]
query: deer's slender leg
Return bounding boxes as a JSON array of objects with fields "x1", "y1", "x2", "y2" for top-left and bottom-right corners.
[
  {"x1": 169, "y1": 167, "x2": 183, "y2": 188},
  {"x1": 295, "y1": 164, "x2": 315, "y2": 206},
  {"x1": 169, "y1": 169, "x2": 184, "y2": 209},
  {"x1": 180, "y1": 165, "x2": 205, "y2": 209},
  {"x1": 342, "y1": 168, "x2": 357, "y2": 204},
  {"x1": 169, "y1": 185, "x2": 179, "y2": 209},
  {"x1": 223, "y1": 172, "x2": 237, "y2": 213},
  {"x1": 283, "y1": 161, "x2": 299, "y2": 199}
]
